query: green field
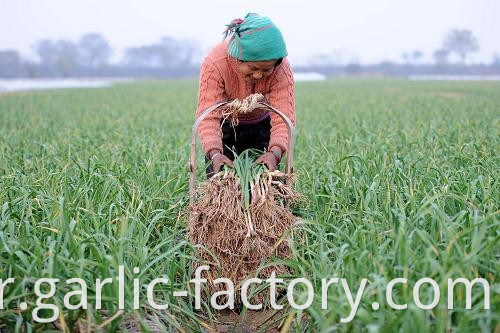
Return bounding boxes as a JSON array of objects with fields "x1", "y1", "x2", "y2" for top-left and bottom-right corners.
[{"x1": 0, "y1": 79, "x2": 498, "y2": 332}]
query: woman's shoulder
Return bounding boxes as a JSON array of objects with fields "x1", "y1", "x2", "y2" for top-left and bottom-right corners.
[
  {"x1": 204, "y1": 41, "x2": 230, "y2": 64},
  {"x1": 271, "y1": 58, "x2": 294, "y2": 82}
]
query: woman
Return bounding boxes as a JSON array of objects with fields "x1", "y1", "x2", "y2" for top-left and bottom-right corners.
[{"x1": 196, "y1": 13, "x2": 295, "y2": 176}]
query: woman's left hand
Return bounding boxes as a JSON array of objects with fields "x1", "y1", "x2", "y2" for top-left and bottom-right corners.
[{"x1": 254, "y1": 152, "x2": 279, "y2": 171}]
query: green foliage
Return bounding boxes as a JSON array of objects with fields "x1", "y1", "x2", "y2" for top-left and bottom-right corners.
[
  {"x1": 227, "y1": 148, "x2": 267, "y2": 206},
  {"x1": 0, "y1": 79, "x2": 498, "y2": 332}
]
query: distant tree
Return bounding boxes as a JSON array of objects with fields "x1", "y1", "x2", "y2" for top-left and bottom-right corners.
[
  {"x1": 433, "y1": 48, "x2": 449, "y2": 65},
  {"x1": 124, "y1": 37, "x2": 199, "y2": 68},
  {"x1": 34, "y1": 39, "x2": 59, "y2": 66},
  {"x1": 309, "y1": 53, "x2": 334, "y2": 66},
  {"x1": 414, "y1": 50, "x2": 423, "y2": 64},
  {"x1": 493, "y1": 53, "x2": 500, "y2": 66},
  {"x1": 160, "y1": 37, "x2": 196, "y2": 66},
  {"x1": 54, "y1": 40, "x2": 78, "y2": 76},
  {"x1": 22, "y1": 61, "x2": 37, "y2": 78},
  {"x1": 0, "y1": 50, "x2": 25, "y2": 77},
  {"x1": 402, "y1": 52, "x2": 410, "y2": 64},
  {"x1": 309, "y1": 50, "x2": 351, "y2": 67},
  {"x1": 345, "y1": 62, "x2": 361, "y2": 74},
  {"x1": 378, "y1": 61, "x2": 397, "y2": 74},
  {"x1": 34, "y1": 39, "x2": 78, "y2": 76},
  {"x1": 77, "y1": 33, "x2": 112, "y2": 67},
  {"x1": 442, "y1": 29, "x2": 479, "y2": 63},
  {"x1": 403, "y1": 50, "x2": 423, "y2": 64},
  {"x1": 0, "y1": 50, "x2": 21, "y2": 65},
  {"x1": 124, "y1": 45, "x2": 166, "y2": 68}
]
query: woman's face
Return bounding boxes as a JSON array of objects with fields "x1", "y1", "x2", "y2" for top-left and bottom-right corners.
[{"x1": 237, "y1": 59, "x2": 279, "y2": 83}]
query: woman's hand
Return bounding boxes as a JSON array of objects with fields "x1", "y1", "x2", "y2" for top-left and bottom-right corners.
[
  {"x1": 254, "y1": 147, "x2": 282, "y2": 171},
  {"x1": 209, "y1": 150, "x2": 233, "y2": 174}
]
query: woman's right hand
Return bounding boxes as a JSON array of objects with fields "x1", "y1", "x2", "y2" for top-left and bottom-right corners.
[{"x1": 209, "y1": 150, "x2": 233, "y2": 174}]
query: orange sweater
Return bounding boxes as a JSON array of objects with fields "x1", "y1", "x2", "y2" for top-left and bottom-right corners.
[{"x1": 196, "y1": 41, "x2": 295, "y2": 155}]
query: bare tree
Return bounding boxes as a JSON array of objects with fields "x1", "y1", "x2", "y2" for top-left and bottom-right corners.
[
  {"x1": 443, "y1": 29, "x2": 479, "y2": 63},
  {"x1": 77, "y1": 33, "x2": 112, "y2": 67}
]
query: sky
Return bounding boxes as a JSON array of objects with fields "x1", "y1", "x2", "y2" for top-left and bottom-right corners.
[{"x1": 1, "y1": 0, "x2": 499, "y2": 65}]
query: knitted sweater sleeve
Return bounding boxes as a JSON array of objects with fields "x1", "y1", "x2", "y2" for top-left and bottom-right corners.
[
  {"x1": 196, "y1": 59, "x2": 227, "y2": 155},
  {"x1": 267, "y1": 59, "x2": 296, "y2": 153}
]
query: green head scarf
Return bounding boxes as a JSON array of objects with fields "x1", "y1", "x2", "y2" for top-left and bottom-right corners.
[{"x1": 223, "y1": 13, "x2": 288, "y2": 61}]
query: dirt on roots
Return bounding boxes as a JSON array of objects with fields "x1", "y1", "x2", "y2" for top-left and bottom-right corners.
[{"x1": 188, "y1": 171, "x2": 300, "y2": 306}]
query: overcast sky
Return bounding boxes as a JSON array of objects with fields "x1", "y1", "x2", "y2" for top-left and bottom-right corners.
[{"x1": 1, "y1": 0, "x2": 499, "y2": 65}]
